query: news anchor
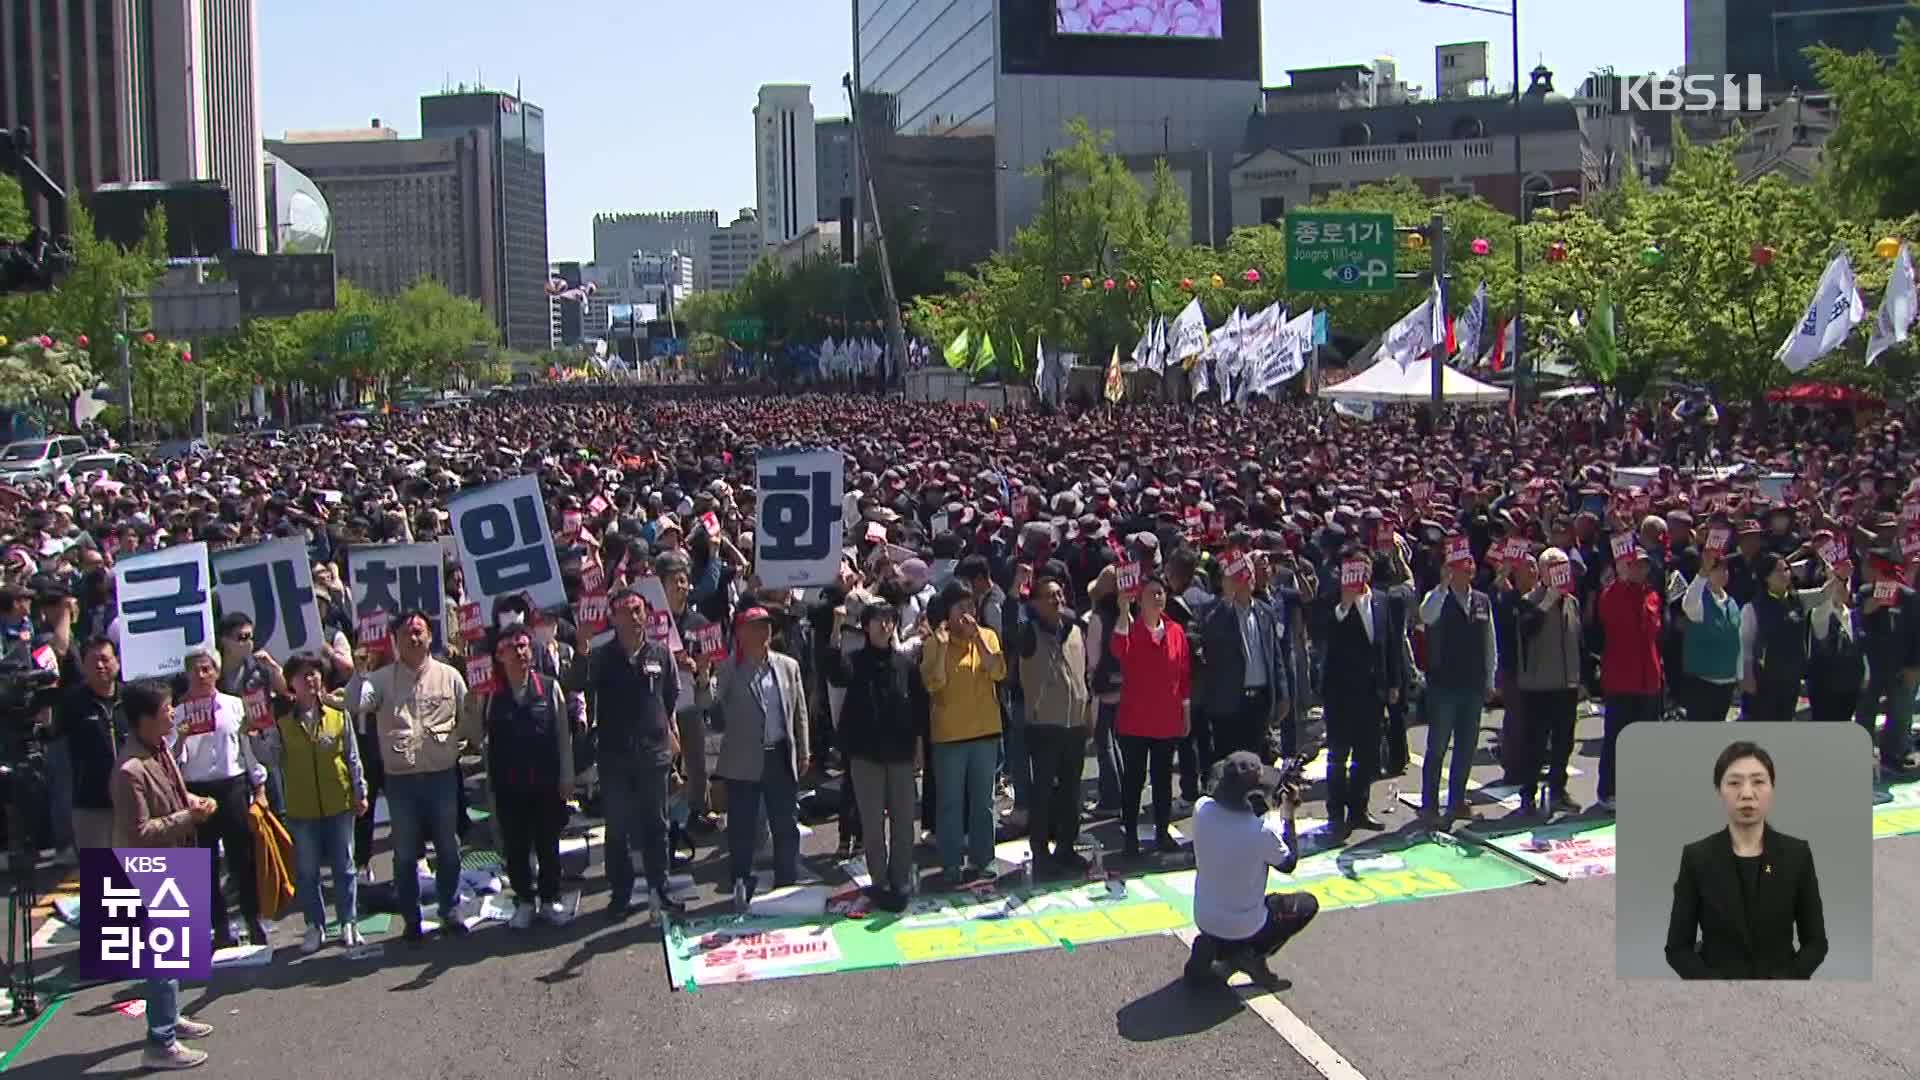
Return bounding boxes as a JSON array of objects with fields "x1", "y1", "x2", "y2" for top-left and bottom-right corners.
[{"x1": 1664, "y1": 741, "x2": 1827, "y2": 980}]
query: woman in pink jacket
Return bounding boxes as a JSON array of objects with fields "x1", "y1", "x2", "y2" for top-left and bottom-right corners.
[{"x1": 1111, "y1": 577, "x2": 1192, "y2": 857}]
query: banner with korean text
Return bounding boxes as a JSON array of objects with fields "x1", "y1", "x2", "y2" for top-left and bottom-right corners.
[
  {"x1": 449, "y1": 474, "x2": 566, "y2": 616},
  {"x1": 1474, "y1": 821, "x2": 1617, "y2": 882},
  {"x1": 754, "y1": 449, "x2": 844, "y2": 589},
  {"x1": 347, "y1": 543, "x2": 446, "y2": 651},
  {"x1": 113, "y1": 543, "x2": 217, "y2": 679},
  {"x1": 1872, "y1": 780, "x2": 1920, "y2": 839},
  {"x1": 211, "y1": 537, "x2": 325, "y2": 662}
]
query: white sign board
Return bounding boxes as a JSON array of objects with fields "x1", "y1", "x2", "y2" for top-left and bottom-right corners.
[
  {"x1": 114, "y1": 542, "x2": 216, "y2": 679},
  {"x1": 449, "y1": 474, "x2": 566, "y2": 615},
  {"x1": 347, "y1": 543, "x2": 446, "y2": 645},
  {"x1": 211, "y1": 537, "x2": 325, "y2": 662},
  {"x1": 754, "y1": 449, "x2": 845, "y2": 589}
]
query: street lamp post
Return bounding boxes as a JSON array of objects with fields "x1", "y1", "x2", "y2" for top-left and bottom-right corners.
[{"x1": 1420, "y1": 0, "x2": 1528, "y2": 406}]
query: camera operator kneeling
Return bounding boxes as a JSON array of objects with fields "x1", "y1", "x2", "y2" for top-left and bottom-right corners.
[{"x1": 1184, "y1": 751, "x2": 1319, "y2": 989}]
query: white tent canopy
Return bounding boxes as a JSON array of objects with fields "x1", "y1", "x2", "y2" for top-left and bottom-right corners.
[{"x1": 1318, "y1": 359, "x2": 1507, "y2": 405}]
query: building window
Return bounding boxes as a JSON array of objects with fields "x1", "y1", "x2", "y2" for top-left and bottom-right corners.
[
  {"x1": 1339, "y1": 123, "x2": 1372, "y2": 147},
  {"x1": 1259, "y1": 196, "x2": 1286, "y2": 225}
]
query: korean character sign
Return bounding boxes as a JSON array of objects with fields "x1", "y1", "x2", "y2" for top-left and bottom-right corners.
[
  {"x1": 211, "y1": 537, "x2": 324, "y2": 662},
  {"x1": 113, "y1": 543, "x2": 215, "y2": 680},
  {"x1": 80, "y1": 848, "x2": 211, "y2": 981},
  {"x1": 575, "y1": 591, "x2": 610, "y2": 637},
  {"x1": 1547, "y1": 559, "x2": 1573, "y2": 593},
  {"x1": 1504, "y1": 537, "x2": 1531, "y2": 564},
  {"x1": 647, "y1": 610, "x2": 676, "y2": 648},
  {"x1": 1874, "y1": 579, "x2": 1900, "y2": 604},
  {"x1": 466, "y1": 652, "x2": 501, "y2": 696},
  {"x1": 1339, "y1": 557, "x2": 1370, "y2": 589},
  {"x1": 1224, "y1": 552, "x2": 1254, "y2": 585},
  {"x1": 347, "y1": 543, "x2": 445, "y2": 651},
  {"x1": 356, "y1": 608, "x2": 391, "y2": 658},
  {"x1": 561, "y1": 509, "x2": 583, "y2": 537},
  {"x1": 1115, "y1": 561, "x2": 1143, "y2": 599},
  {"x1": 180, "y1": 697, "x2": 217, "y2": 738},
  {"x1": 459, "y1": 602, "x2": 486, "y2": 644},
  {"x1": 755, "y1": 449, "x2": 845, "y2": 589},
  {"x1": 1705, "y1": 525, "x2": 1731, "y2": 559},
  {"x1": 1445, "y1": 535, "x2": 1473, "y2": 568},
  {"x1": 1183, "y1": 506, "x2": 1202, "y2": 533},
  {"x1": 1610, "y1": 532, "x2": 1636, "y2": 561},
  {"x1": 450, "y1": 474, "x2": 567, "y2": 616},
  {"x1": 690, "y1": 622, "x2": 724, "y2": 660}
]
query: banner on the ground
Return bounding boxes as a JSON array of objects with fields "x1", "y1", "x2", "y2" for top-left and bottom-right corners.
[
  {"x1": 347, "y1": 543, "x2": 446, "y2": 649},
  {"x1": 1872, "y1": 781, "x2": 1920, "y2": 839},
  {"x1": 1475, "y1": 821, "x2": 1616, "y2": 881},
  {"x1": 755, "y1": 449, "x2": 844, "y2": 589},
  {"x1": 665, "y1": 837, "x2": 1533, "y2": 989},
  {"x1": 449, "y1": 474, "x2": 565, "y2": 615},
  {"x1": 211, "y1": 537, "x2": 324, "y2": 662},
  {"x1": 113, "y1": 543, "x2": 216, "y2": 679}
]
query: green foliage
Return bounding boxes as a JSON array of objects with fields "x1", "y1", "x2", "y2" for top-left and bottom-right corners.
[
  {"x1": 0, "y1": 174, "x2": 28, "y2": 242},
  {"x1": 1807, "y1": 2, "x2": 1920, "y2": 220}
]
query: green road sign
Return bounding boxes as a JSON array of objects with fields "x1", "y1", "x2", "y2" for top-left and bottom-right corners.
[
  {"x1": 725, "y1": 317, "x2": 765, "y2": 343},
  {"x1": 1285, "y1": 211, "x2": 1396, "y2": 293},
  {"x1": 340, "y1": 315, "x2": 375, "y2": 355}
]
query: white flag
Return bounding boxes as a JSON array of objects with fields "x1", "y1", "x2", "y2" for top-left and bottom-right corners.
[
  {"x1": 1209, "y1": 308, "x2": 1247, "y2": 399},
  {"x1": 1147, "y1": 317, "x2": 1169, "y2": 376},
  {"x1": 1033, "y1": 332, "x2": 1048, "y2": 391},
  {"x1": 1236, "y1": 304, "x2": 1284, "y2": 404},
  {"x1": 1267, "y1": 308, "x2": 1314, "y2": 391},
  {"x1": 1867, "y1": 243, "x2": 1917, "y2": 366},
  {"x1": 1452, "y1": 281, "x2": 1488, "y2": 368},
  {"x1": 1170, "y1": 298, "x2": 1207, "y2": 366},
  {"x1": 1382, "y1": 295, "x2": 1435, "y2": 371},
  {"x1": 1776, "y1": 252, "x2": 1866, "y2": 373},
  {"x1": 1131, "y1": 321, "x2": 1154, "y2": 374}
]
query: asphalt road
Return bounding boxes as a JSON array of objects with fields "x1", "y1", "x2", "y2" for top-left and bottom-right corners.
[{"x1": 5, "y1": 703, "x2": 1915, "y2": 1080}]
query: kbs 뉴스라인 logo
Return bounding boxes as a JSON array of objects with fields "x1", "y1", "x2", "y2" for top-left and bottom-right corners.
[{"x1": 78, "y1": 849, "x2": 212, "y2": 981}]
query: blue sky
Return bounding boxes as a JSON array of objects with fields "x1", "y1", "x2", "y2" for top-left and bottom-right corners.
[{"x1": 260, "y1": 0, "x2": 1683, "y2": 263}]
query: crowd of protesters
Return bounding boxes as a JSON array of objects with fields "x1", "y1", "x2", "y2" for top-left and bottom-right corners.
[{"x1": 2, "y1": 382, "x2": 1916, "y2": 1068}]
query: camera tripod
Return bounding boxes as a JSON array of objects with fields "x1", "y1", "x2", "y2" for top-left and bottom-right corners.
[{"x1": 2, "y1": 755, "x2": 46, "y2": 1020}]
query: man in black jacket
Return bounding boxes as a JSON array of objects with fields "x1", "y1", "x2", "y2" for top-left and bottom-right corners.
[
  {"x1": 822, "y1": 601, "x2": 925, "y2": 912},
  {"x1": 1194, "y1": 550, "x2": 1292, "y2": 770},
  {"x1": 1321, "y1": 549, "x2": 1412, "y2": 839},
  {"x1": 57, "y1": 636, "x2": 126, "y2": 852}
]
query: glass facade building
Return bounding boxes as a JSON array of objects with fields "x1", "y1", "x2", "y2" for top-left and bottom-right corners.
[
  {"x1": 1688, "y1": 0, "x2": 1913, "y2": 92},
  {"x1": 857, "y1": 0, "x2": 996, "y2": 137},
  {"x1": 422, "y1": 90, "x2": 550, "y2": 351}
]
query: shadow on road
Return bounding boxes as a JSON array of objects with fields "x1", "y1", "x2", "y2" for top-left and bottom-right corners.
[{"x1": 1115, "y1": 978, "x2": 1244, "y2": 1042}]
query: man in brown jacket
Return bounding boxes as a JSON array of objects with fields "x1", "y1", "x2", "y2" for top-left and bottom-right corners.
[{"x1": 110, "y1": 679, "x2": 219, "y2": 1071}]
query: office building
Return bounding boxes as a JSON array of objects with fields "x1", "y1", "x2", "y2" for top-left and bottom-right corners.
[
  {"x1": 550, "y1": 260, "x2": 584, "y2": 347},
  {"x1": 754, "y1": 84, "x2": 819, "y2": 250},
  {"x1": 1, "y1": 0, "x2": 266, "y2": 251},
  {"x1": 592, "y1": 210, "x2": 715, "y2": 289},
  {"x1": 816, "y1": 118, "x2": 856, "y2": 223},
  {"x1": 854, "y1": 0, "x2": 1264, "y2": 264},
  {"x1": 707, "y1": 208, "x2": 764, "y2": 291},
  {"x1": 1686, "y1": 0, "x2": 1914, "y2": 92},
  {"x1": 772, "y1": 220, "x2": 844, "y2": 270},
  {"x1": 421, "y1": 88, "x2": 550, "y2": 351},
  {"x1": 268, "y1": 126, "x2": 498, "y2": 308}
]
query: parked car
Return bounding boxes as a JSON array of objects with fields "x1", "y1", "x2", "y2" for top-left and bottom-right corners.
[
  {"x1": 0, "y1": 436, "x2": 89, "y2": 483},
  {"x1": 149, "y1": 438, "x2": 212, "y2": 462},
  {"x1": 66, "y1": 451, "x2": 132, "y2": 477}
]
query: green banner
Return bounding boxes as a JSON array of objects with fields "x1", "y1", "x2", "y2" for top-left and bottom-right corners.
[
  {"x1": 664, "y1": 837, "x2": 1535, "y2": 989},
  {"x1": 1873, "y1": 780, "x2": 1920, "y2": 839},
  {"x1": 1474, "y1": 821, "x2": 1617, "y2": 882}
]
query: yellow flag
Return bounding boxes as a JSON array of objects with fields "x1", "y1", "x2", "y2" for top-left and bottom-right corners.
[{"x1": 1104, "y1": 345, "x2": 1124, "y2": 404}]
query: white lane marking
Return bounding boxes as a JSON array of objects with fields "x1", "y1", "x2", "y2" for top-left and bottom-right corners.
[{"x1": 1174, "y1": 928, "x2": 1370, "y2": 1080}]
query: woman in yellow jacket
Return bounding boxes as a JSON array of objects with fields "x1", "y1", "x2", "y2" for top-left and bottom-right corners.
[
  {"x1": 273, "y1": 653, "x2": 370, "y2": 955},
  {"x1": 920, "y1": 583, "x2": 1007, "y2": 885}
]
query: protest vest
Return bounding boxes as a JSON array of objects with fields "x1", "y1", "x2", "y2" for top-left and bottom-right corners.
[
  {"x1": 277, "y1": 705, "x2": 354, "y2": 820},
  {"x1": 1682, "y1": 591, "x2": 1741, "y2": 683}
]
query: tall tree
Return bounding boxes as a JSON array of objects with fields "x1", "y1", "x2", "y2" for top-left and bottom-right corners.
[{"x1": 1808, "y1": 2, "x2": 1920, "y2": 219}]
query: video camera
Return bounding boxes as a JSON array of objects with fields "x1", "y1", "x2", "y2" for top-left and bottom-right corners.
[
  {"x1": 0, "y1": 659, "x2": 59, "y2": 742},
  {"x1": 0, "y1": 127, "x2": 73, "y2": 296},
  {"x1": 1246, "y1": 739, "x2": 1324, "y2": 816}
]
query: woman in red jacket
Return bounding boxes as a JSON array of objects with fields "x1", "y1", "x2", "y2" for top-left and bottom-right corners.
[{"x1": 1112, "y1": 577, "x2": 1192, "y2": 857}]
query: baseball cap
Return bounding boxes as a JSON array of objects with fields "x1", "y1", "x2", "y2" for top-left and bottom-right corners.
[
  {"x1": 1209, "y1": 750, "x2": 1280, "y2": 811},
  {"x1": 733, "y1": 605, "x2": 773, "y2": 631}
]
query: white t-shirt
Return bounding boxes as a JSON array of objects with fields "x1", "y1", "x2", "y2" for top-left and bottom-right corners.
[{"x1": 1189, "y1": 795, "x2": 1292, "y2": 941}]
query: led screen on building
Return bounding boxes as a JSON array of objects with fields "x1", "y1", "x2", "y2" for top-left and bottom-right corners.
[{"x1": 1055, "y1": 0, "x2": 1222, "y2": 39}]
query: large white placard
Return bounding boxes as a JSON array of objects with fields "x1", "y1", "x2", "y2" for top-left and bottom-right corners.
[
  {"x1": 211, "y1": 537, "x2": 326, "y2": 662},
  {"x1": 347, "y1": 543, "x2": 447, "y2": 644},
  {"x1": 754, "y1": 449, "x2": 844, "y2": 589},
  {"x1": 114, "y1": 542, "x2": 216, "y2": 679},
  {"x1": 449, "y1": 474, "x2": 566, "y2": 615}
]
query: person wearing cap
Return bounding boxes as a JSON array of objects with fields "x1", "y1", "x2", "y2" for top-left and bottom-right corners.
[
  {"x1": 920, "y1": 582, "x2": 1007, "y2": 884},
  {"x1": 1417, "y1": 540, "x2": 1497, "y2": 823},
  {"x1": 1737, "y1": 553, "x2": 1838, "y2": 724},
  {"x1": 1595, "y1": 541, "x2": 1666, "y2": 813},
  {"x1": 1183, "y1": 751, "x2": 1317, "y2": 989},
  {"x1": 1679, "y1": 547, "x2": 1744, "y2": 725},
  {"x1": 1855, "y1": 553, "x2": 1918, "y2": 774},
  {"x1": 567, "y1": 588, "x2": 682, "y2": 921},
  {"x1": 1014, "y1": 566, "x2": 1093, "y2": 874},
  {"x1": 1724, "y1": 521, "x2": 1769, "y2": 608},
  {"x1": 1489, "y1": 543, "x2": 1538, "y2": 785},
  {"x1": 822, "y1": 600, "x2": 923, "y2": 911},
  {"x1": 708, "y1": 604, "x2": 810, "y2": 910},
  {"x1": 653, "y1": 550, "x2": 719, "y2": 833},
  {"x1": 1805, "y1": 556, "x2": 1865, "y2": 726},
  {"x1": 1319, "y1": 548, "x2": 1406, "y2": 838},
  {"x1": 1516, "y1": 549, "x2": 1585, "y2": 819},
  {"x1": 1194, "y1": 547, "x2": 1293, "y2": 774}
]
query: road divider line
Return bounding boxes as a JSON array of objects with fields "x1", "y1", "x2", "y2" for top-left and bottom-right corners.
[{"x1": 1174, "y1": 929, "x2": 1370, "y2": 1080}]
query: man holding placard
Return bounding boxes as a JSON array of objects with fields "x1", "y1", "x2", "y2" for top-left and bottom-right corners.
[
  {"x1": 1855, "y1": 549, "x2": 1918, "y2": 774},
  {"x1": 1194, "y1": 548, "x2": 1292, "y2": 774},
  {"x1": 1417, "y1": 535, "x2": 1496, "y2": 823},
  {"x1": 1596, "y1": 539, "x2": 1665, "y2": 813},
  {"x1": 1319, "y1": 549, "x2": 1406, "y2": 839}
]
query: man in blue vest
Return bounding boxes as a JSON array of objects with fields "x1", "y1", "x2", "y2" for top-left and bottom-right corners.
[{"x1": 1417, "y1": 536, "x2": 1497, "y2": 823}]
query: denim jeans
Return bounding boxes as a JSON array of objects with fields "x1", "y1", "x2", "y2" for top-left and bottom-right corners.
[
  {"x1": 288, "y1": 812, "x2": 357, "y2": 930},
  {"x1": 600, "y1": 759, "x2": 671, "y2": 902},
  {"x1": 145, "y1": 977, "x2": 178, "y2": 1047},
  {"x1": 1421, "y1": 686, "x2": 1484, "y2": 812},
  {"x1": 932, "y1": 737, "x2": 997, "y2": 874},
  {"x1": 386, "y1": 768, "x2": 462, "y2": 925},
  {"x1": 1002, "y1": 692, "x2": 1031, "y2": 810},
  {"x1": 726, "y1": 744, "x2": 800, "y2": 886},
  {"x1": 44, "y1": 735, "x2": 73, "y2": 853},
  {"x1": 1093, "y1": 701, "x2": 1125, "y2": 810}
]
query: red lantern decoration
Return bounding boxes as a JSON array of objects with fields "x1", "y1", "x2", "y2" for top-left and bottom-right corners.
[
  {"x1": 1750, "y1": 245, "x2": 1776, "y2": 267},
  {"x1": 180, "y1": 349, "x2": 193, "y2": 364},
  {"x1": 37, "y1": 335, "x2": 52, "y2": 348},
  {"x1": 1470, "y1": 237, "x2": 1491, "y2": 256},
  {"x1": 1060, "y1": 274, "x2": 1073, "y2": 287},
  {"x1": 1102, "y1": 277, "x2": 1116, "y2": 291},
  {"x1": 142, "y1": 332, "x2": 157, "y2": 344},
  {"x1": 1125, "y1": 278, "x2": 1139, "y2": 292},
  {"x1": 1180, "y1": 278, "x2": 1194, "y2": 291},
  {"x1": 1546, "y1": 241, "x2": 1569, "y2": 263},
  {"x1": 77, "y1": 334, "x2": 90, "y2": 348},
  {"x1": 1243, "y1": 268, "x2": 1261, "y2": 284}
]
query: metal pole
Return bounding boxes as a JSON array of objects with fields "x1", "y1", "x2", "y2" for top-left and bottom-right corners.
[
  {"x1": 117, "y1": 292, "x2": 134, "y2": 445},
  {"x1": 850, "y1": 0, "x2": 863, "y2": 262},
  {"x1": 1510, "y1": 1, "x2": 1528, "y2": 409},
  {"x1": 1430, "y1": 211, "x2": 1448, "y2": 416},
  {"x1": 845, "y1": 76, "x2": 908, "y2": 391}
]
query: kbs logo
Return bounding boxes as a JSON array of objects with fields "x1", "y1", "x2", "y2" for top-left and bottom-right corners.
[{"x1": 1616, "y1": 74, "x2": 1764, "y2": 113}]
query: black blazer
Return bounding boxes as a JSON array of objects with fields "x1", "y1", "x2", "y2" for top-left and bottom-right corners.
[
  {"x1": 1664, "y1": 826, "x2": 1827, "y2": 980},
  {"x1": 1194, "y1": 595, "x2": 1292, "y2": 719},
  {"x1": 1316, "y1": 592, "x2": 1410, "y2": 705}
]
